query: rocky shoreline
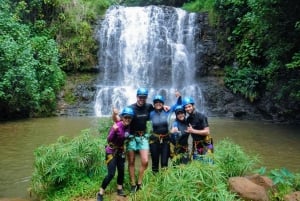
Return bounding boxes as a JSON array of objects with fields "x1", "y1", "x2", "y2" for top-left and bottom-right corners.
[{"x1": 55, "y1": 73, "x2": 293, "y2": 123}]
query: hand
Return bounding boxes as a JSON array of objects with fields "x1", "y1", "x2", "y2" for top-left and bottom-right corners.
[
  {"x1": 175, "y1": 89, "x2": 181, "y2": 98},
  {"x1": 112, "y1": 107, "x2": 119, "y2": 116},
  {"x1": 112, "y1": 123, "x2": 119, "y2": 131},
  {"x1": 163, "y1": 105, "x2": 170, "y2": 111},
  {"x1": 171, "y1": 127, "x2": 179, "y2": 133},
  {"x1": 185, "y1": 124, "x2": 194, "y2": 134}
]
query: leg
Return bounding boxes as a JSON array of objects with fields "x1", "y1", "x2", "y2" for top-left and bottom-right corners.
[
  {"x1": 127, "y1": 150, "x2": 136, "y2": 185},
  {"x1": 116, "y1": 154, "x2": 126, "y2": 196},
  {"x1": 138, "y1": 149, "x2": 149, "y2": 184},
  {"x1": 136, "y1": 136, "x2": 149, "y2": 186},
  {"x1": 161, "y1": 142, "x2": 170, "y2": 168},
  {"x1": 116, "y1": 154, "x2": 125, "y2": 187},
  {"x1": 99, "y1": 155, "x2": 117, "y2": 193},
  {"x1": 150, "y1": 142, "x2": 159, "y2": 173}
]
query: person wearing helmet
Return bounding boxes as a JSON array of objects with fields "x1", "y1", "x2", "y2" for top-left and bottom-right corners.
[
  {"x1": 97, "y1": 107, "x2": 134, "y2": 201},
  {"x1": 149, "y1": 91, "x2": 182, "y2": 173},
  {"x1": 169, "y1": 105, "x2": 192, "y2": 165},
  {"x1": 182, "y1": 96, "x2": 213, "y2": 161},
  {"x1": 112, "y1": 87, "x2": 158, "y2": 193}
]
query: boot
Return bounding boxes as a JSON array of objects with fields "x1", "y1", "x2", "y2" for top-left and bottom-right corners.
[
  {"x1": 117, "y1": 189, "x2": 126, "y2": 197},
  {"x1": 96, "y1": 192, "x2": 103, "y2": 201},
  {"x1": 130, "y1": 185, "x2": 137, "y2": 193},
  {"x1": 137, "y1": 183, "x2": 142, "y2": 191}
]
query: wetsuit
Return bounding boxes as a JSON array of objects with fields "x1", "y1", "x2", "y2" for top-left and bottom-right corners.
[
  {"x1": 149, "y1": 109, "x2": 171, "y2": 172},
  {"x1": 170, "y1": 118, "x2": 191, "y2": 164}
]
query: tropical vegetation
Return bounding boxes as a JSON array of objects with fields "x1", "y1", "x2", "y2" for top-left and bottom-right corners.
[
  {"x1": 1, "y1": 0, "x2": 299, "y2": 120},
  {"x1": 183, "y1": 0, "x2": 300, "y2": 121},
  {"x1": 30, "y1": 118, "x2": 300, "y2": 201}
]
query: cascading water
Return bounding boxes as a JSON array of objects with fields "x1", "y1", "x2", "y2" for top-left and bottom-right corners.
[{"x1": 94, "y1": 6, "x2": 205, "y2": 116}]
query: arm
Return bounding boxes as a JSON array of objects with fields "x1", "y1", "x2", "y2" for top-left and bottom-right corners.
[
  {"x1": 186, "y1": 124, "x2": 210, "y2": 136},
  {"x1": 170, "y1": 121, "x2": 179, "y2": 133},
  {"x1": 107, "y1": 123, "x2": 119, "y2": 142},
  {"x1": 112, "y1": 107, "x2": 121, "y2": 122},
  {"x1": 170, "y1": 90, "x2": 182, "y2": 112}
]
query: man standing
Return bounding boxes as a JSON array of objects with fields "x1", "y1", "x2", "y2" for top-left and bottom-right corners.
[
  {"x1": 182, "y1": 97, "x2": 213, "y2": 160},
  {"x1": 113, "y1": 88, "x2": 153, "y2": 193}
]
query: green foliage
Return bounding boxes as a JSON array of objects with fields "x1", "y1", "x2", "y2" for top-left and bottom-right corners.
[
  {"x1": 30, "y1": 122, "x2": 258, "y2": 201},
  {"x1": 214, "y1": 138, "x2": 259, "y2": 178},
  {"x1": 0, "y1": 3, "x2": 65, "y2": 118},
  {"x1": 182, "y1": 0, "x2": 217, "y2": 25},
  {"x1": 122, "y1": 0, "x2": 189, "y2": 7},
  {"x1": 286, "y1": 52, "x2": 300, "y2": 70},
  {"x1": 224, "y1": 66, "x2": 262, "y2": 102},
  {"x1": 214, "y1": 0, "x2": 300, "y2": 119},
  {"x1": 136, "y1": 138, "x2": 258, "y2": 200},
  {"x1": 257, "y1": 167, "x2": 300, "y2": 201},
  {"x1": 138, "y1": 163, "x2": 237, "y2": 201},
  {"x1": 31, "y1": 129, "x2": 107, "y2": 199},
  {"x1": 54, "y1": 0, "x2": 110, "y2": 72},
  {"x1": 183, "y1": 0, "x2": 214, "y2": 12}
]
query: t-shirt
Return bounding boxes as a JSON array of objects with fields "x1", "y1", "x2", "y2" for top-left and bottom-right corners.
[
  {"x1": 129, "y1": 103, "x2": 153, "y2": 133},
  {"x1": 186, "y1": 111, "x2": 209, "y2": 141}
]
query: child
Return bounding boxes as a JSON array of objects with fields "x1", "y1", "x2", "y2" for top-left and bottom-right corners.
[{"x1": 97, "y1": 107, "x2": 135, "y2": 201}]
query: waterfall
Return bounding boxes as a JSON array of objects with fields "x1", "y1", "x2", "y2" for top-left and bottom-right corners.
[{"x1": 94, "y1": 6, "x2": 205, "y2": 116}]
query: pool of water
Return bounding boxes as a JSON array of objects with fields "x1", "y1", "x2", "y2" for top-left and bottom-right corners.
[{"x1": 0, "y1": 117, "x2": 299, "y2": 199}]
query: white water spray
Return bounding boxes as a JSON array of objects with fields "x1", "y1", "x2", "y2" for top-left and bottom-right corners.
[{"x1": 94, "y1": 6, "x2": 205, "y2": 116}]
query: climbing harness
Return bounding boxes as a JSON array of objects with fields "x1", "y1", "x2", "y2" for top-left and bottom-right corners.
[{"x1": 105, "y1": 143, "x2": 125, "y2": 164}]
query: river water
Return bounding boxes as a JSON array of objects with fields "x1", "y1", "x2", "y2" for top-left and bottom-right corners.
[{"x1": 0, "y1": 117, "x2": 299, "y2": 199}]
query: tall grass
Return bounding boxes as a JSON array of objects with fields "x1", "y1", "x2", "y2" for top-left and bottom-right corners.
[
  {"x1": 31, "y1": 120, "x2": 260, "y2": 200},
  {"x1": 31, "y1": 118, "x2": 112, "y2": 200},
  {"x1": 135, "y1": 138, "x2": 258, "y2": 201}
]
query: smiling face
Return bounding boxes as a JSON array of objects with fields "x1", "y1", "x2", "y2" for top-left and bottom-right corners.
[
  {"x1": 184, "y1": 104, "x2": 194, "y2": 114},
  {"x1": 176, "y1": 111, "x2": 185, "y2": 120},
  {"x1": 137, "y1": 95, "x2": 147, "y2": 106},
  {"x1": 122, "y1": 115, "x2": 133, "y2": 126},
  {"x1": 153, "y1": 100, "x2": 163, "y2": 110}
]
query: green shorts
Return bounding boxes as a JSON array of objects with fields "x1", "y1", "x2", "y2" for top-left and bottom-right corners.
[{"x1": 126, "y1": 135, "x2": 150, "y2": 151}]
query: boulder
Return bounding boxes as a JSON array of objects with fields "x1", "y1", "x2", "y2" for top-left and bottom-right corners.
[
  {"x1": 229, "y1": 177, "x2": 269, "y2": 201},
  {"x1": 283, "y1": 191, "x2": 300, "y2": 201}
]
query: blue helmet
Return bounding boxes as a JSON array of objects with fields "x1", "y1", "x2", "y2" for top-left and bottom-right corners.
[
  {"x1": 121, "y1": 107, "x2": 135, "y2": 117},
  {"x1": 182, "y1": 97, "x2": 195, "y2": 107},
  {"x1": 174, "y1": 105, "x2": 185, "y2": 115},
  {"x1": 137, "y1": 87, "x2": 148, "y2": 96},
  {"x1": 153, "y1": 95, "x2": 164, "y2": 104}
]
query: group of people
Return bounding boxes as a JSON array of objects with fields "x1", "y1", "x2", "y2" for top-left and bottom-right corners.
[{"x1": 96, "y1": 88, "x2": 214, "y2": 201}]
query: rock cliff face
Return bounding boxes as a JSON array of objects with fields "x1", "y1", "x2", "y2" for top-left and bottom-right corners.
[
  {"x1": 55, "y1": 8, "x2": 298, "y2": 123},
  {"x1": 55, "y1": 74, "x2": 268, "y2": 121}
]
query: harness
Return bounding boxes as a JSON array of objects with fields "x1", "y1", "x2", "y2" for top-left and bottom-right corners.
[
  {"x1": 105, "y1": 143, "x2": 125, "y2": 164},
  {"x1": 152, "y1": 133, "x2": 169, "y2": 144},
  {"x1": 193, "y1": 135, "x2": 214, "y2": 155}
]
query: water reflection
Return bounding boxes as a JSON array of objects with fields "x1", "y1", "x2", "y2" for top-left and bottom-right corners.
[{"x1": 0, "y1": 117, "x2": 299, "y2": 199}]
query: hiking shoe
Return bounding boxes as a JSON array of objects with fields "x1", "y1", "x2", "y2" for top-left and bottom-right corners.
[
  {"x1": 117, "y1": 189, "x2": 126, "y2": 197},
  {"x1": 130, "y1": 185, "x2": 137, "y2": 193},
  {"x1": 137, "y1": 183, "x2": 142, "y2": 191},
  {"x1": 96, "y1": 192, "x2": 103, "y2": 201}
]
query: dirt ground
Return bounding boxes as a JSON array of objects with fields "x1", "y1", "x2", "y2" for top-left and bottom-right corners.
[
  {"x1": 72, "y1": 193, "x2": 128, "y2": 201},
  {"x1": 0, "y1": 193, "x2": 128, "y2": 201}
]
